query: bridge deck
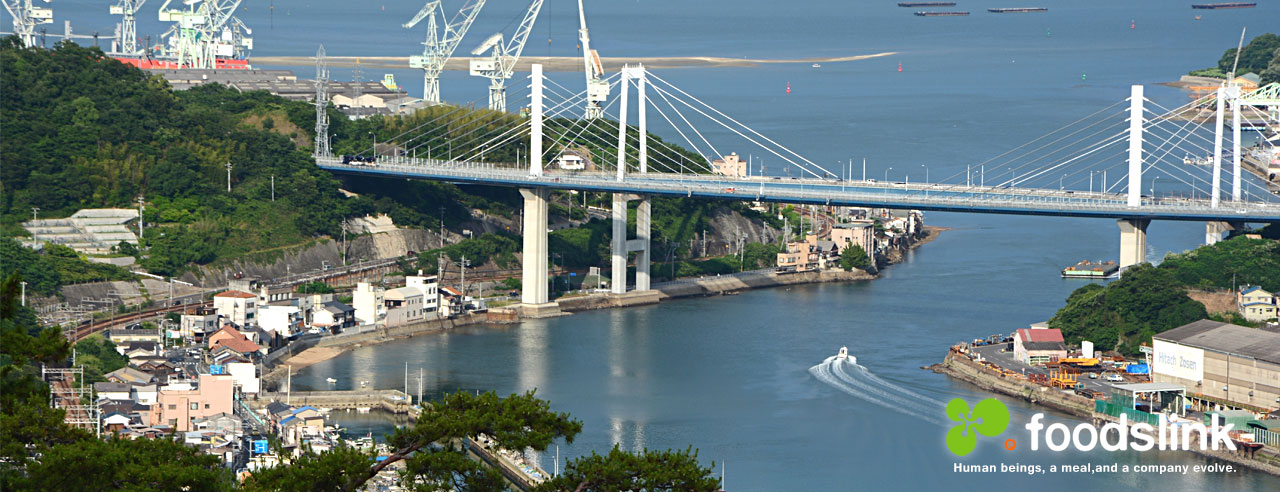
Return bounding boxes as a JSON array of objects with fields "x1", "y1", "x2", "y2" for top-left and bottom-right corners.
[{"x1": 317, "y1": 157, "x2": 1280, "y2": 223}]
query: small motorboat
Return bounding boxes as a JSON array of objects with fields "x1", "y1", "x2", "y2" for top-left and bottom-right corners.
[
  {"x1": 326, "y1": 378, "x2": 338, "y2": 384},
  {"x1": 812, "y1": 63, "x2": 821, "y2": 68},
  {"x1": 360, "y1": 380, "x2": 370, "y2": 387},
  {"x1": 837, "y1": 346, "x2": 857, "y2": 364}
]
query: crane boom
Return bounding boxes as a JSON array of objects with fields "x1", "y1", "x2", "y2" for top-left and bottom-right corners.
[
  {"x1": 467, "y1": 0, "x2": 542, "y2": 111},
  {"x1": 578, "y1": 0, "x2": 609, "y2": 119},
  {"x1": 406, "y1": 0, "x2": 487, "y2": 103}
]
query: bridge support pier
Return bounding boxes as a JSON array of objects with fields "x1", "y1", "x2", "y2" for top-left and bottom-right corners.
[
  {"x1": 519, "y1": 188, "x2": 558, "y2": 315},
  {"x1": 1205, "y1": 221, "x2": 1233, "y2": 246},
  {"x1": 1118, "y1": 219, "x2": 1150, "y2": 269},
  {"x1": 610, "y1": 193, "x2": 651, "y2": 294}
]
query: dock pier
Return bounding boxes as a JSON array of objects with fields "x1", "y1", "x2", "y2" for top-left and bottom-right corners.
[{"x1": 254, "y1": 390, "x2": 421, "y2": 417}]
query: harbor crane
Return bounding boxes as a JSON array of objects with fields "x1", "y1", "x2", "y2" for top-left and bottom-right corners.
[
  {"x1": 157, "y1": 0, "x2": 251, "y2": 68},
  {"x1": 2, "y1": 0, "x2": 54, "y2": 48},
  {"x1": 404, "y1": 0, "x2": 487, "y2": 103},
  {"x1": 108, "y1": 0, "x2": 146, "y2": 55},
  {"x1": 577, "y1": 0, "x2": 609, "y2": 119},
  {"x1": 468, "y1": 0, "x2": 543, "y2": 112}
]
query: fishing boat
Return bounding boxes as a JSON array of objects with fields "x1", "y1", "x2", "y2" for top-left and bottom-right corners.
[
  {"x1": 812, "y1": 63, "x2": 822, "y2": 68},
  {"x1": 326, "y1": 377, "x2": 337, "y2": 384}
]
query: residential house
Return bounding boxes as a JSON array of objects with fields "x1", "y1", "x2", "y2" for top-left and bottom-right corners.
[
  {"x1": 258, "y1": 284, "x2": 293, "y2": 304},
  {"x1": 180, "y1": 308, "x2": 220, "y2": 340},
  {"x1": 133, "y1": 357, "x2": 180, "y2": 383},
  {"x1": 776, "y1": 234, "x2": 821, "y2": 273},
  {"x1": 93, "y1": 382, "x2": 132, "y2": 401},
  {"x1": 1238, "y1": 286, "x2": 1279, "y2": 323},
  {"x1": 193, "y1": 412, "x2": 242, "y2": 434},
  {"x1": 211, "y1": 345, "x2": 254, "y2": 365},
  {"x1": 353, "y1": 282, "x2": 385, "y2": 325},
  {"x1": 213, "y1": 290, "x2": 258, "y2": 327},
  {"x1": 122, "y1": 341, "x2": 160, "y2": 359},
  {"x1": 131, "y1": 384, "x2": 159, "y2": 405},
  {"x1": 258, "y1": 303, "x2": 303, "y2": 338},
  {"x1": 313, "y1": 301, "x2": 356, "y2": 332},
  {"x1": 831, "y1": 221, "x2": 876, "y2": 262},
  {"x1": 1012, "y1": 327, "x2": 1068, "y2": 365},
  {"x1": 225, "y1": 361, "x2": 260, "y2": 394},
  {"x1": 152, "y1": 374, "x2": 234, "y2": 432},
  {"x1": 405, "y1": 273, "x2": 440, "y2": 316},
  {"x1": 105, "y1": 366, "x2": 155, "y2": 385},
  {"x1": 710, "y1": 152, "x2": 748, "y2": 177},
  {"x1": 103, "y1": 412, "x2": 132, "y2": 433},
  {"x1": 384, "y1": 287, "x2": 426, "y2": 327},
  {"x1": 207, "y1": 325, "x2": 263, "y2": 358}
]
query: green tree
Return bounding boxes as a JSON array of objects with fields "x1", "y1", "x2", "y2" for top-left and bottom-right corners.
[
  {"x1": 839, "y1": 244, "x2": 871, "y2": 272},
  {"x1": 1049, "y1": 264, "x2": 1207, "y2": 355},
  {"x1": 536, "y1": 445, "x2": 721, "y2": 492},
  {"x1": 1218, "y1": 33, "x2": 1280, "y2": 75},
  {"x1": 297, "y1": 281, "x2": 335, "y2": 295}
]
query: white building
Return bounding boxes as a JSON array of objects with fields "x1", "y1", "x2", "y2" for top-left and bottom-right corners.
[
  {"x1": 258, "y1": 304, "x2": 303, "y2": 338},
  {"x1": 711, "y1": 152, "x2": 747, "y2": 177},
  {"x1": 180, "y1": 308, "x2": 220, "y2": 340},
  {"x1": 353, "y1": 282, "x2": 385, "y2": 325},
  {"x1": 213, "y1": 290, "x2": 258, "y2": 327},
  {"x1": 405, "y1": 273, "x2": 440, "y2": 316},
  {"x1": 226, "y1": 362, "x2": 260, "y2": 394}
]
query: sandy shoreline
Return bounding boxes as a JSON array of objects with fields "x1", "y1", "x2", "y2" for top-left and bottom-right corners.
[{"x1": 250, "y1": 52, "x2": 898, "y2": 71}]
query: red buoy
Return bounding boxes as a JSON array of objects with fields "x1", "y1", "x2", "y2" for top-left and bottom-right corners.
[
  {"x1": 1130, "y1": 20, "x2": 1135, "y2": 29},
  {"x1": 898, "y1": 61, "x2": 903, "y2": 72},
  {"x1": 786, "y1": 82, "x2": 791, "y2": 94}
]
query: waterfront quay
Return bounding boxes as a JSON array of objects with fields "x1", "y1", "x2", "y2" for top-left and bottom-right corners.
[{"x1": 933, "y1": 320, "x2": 1280, "y2": 476}]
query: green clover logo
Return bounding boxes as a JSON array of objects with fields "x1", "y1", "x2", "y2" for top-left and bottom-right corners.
[{"x1": 945, "y1": 398, "x2": 1009, "y2": 456}]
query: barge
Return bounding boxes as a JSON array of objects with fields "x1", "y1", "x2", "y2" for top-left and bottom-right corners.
[
  {"x1": 988, "y1": 7, "x2": 1048, "y2": 13},
  {"x1": 1191, "y1": 2, "x2": 1257, "y2": 8},
  {"x1": 1061, "y1": 260, "x2": 1119, "y2": 279},
  {"x1": 915, "y1": 11, "x2": 970, "y2": 16},
  {"x1": 898, "y1": 2, "x2": 957, "y2": 6}
]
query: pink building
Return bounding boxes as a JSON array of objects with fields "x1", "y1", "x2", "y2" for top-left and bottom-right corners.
[
  {"x1": 152, "y1": 374, "x2": 234, "y2": 431},
  {"x1": 711, "y1": 153, "x2": 747, "y2": 177},
  {"x1": 831, "y1": 221, "x2": 875, "y2": 260}
]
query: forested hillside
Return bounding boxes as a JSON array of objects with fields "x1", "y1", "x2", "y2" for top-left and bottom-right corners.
[{"x1": 1049, "y1": 234, "x2": 1280, "y2": 355}]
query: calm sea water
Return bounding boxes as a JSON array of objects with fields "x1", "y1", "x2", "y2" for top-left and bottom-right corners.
[{"x1": 32, "y1": 1, "x2": 1280, "y2": 490}]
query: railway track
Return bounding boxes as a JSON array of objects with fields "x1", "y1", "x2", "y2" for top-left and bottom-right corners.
[{"x1": 67, "y1": 300, "x2": 213, "y2": 342}]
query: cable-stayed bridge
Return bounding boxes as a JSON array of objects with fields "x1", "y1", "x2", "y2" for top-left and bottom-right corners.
[{"x1": 313, "y1": 63, "x2": 1280, "y2": 314}]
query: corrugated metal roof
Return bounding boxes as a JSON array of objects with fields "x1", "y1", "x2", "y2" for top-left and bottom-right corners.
[
  {"x1": 1017, "y1": 328, "x2": 1064, "y2": 343},
  {"x1": 1156, "y1": 320, "x2": 1280, "y2": 364}
]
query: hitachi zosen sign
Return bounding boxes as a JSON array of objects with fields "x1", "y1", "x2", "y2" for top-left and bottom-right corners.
[{"x1": 1152, "y1": 339, "x2": 1204, "y2": 382}]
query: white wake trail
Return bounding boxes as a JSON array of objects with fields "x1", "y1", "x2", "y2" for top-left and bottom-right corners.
[{"x1": 808, "y1": 358, "x2": 946, "y2": 425}]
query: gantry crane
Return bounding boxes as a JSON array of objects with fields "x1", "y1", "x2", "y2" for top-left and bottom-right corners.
[
  {"x1": 468, "y1": 0, "x2": 543, "y2": 112},
  {"x1": 108, "y1": 0, "x2": 146, "y2": 55},
  {"x1": 404, "y1": 0, "x2": 487, "y2": 103},
  {"x1": 577, "y1": 0, "x2": 609, "y2": 119},
  {"x1": 2, "y1": 0, "x2": 54, "y2": 48}
]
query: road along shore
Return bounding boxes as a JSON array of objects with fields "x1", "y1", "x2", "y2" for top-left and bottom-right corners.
[
  {"x1": 249, "y1": 52, "x2": 897, "y2": 71},
  {"x1": 263, "y1": 226, "x2": 942, "y2": 381}
]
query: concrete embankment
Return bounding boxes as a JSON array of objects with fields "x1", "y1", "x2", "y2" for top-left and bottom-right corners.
[
  {"x1": 930, "y1": 350, "x2": 1280, "y2": 476},
  {"x1": 251, "y1": 390, "x2": 420, "y2": 417}
]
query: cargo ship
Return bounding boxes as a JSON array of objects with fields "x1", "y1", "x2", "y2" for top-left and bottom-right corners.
[
  {"x1": 915, "y1": 11, "x2": 970, "y2": 16},
  {"x1": 1061, "y1": 260, "x2": 1119, "y2": 279},
  {"x1": 898, "y1": 2, "x2": 957, "y2": 6},
  {"x1": 111, "y1": 55, "x2": 251, "y2": 70},
  {"x1": 988, "y1": 7, "x2": 1048, "y2": 13},
  {"x1": 1191, "y1": 2, "x2": 1256, "y2": 8}
]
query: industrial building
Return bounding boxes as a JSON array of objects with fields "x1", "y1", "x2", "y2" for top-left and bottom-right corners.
[
  {"x1": 146, "y1": 68, "x2": 419, "y2": 118},
  {"x1": 1012, "y1": 326, "x2": 1067, "y2": 365},
  {"x1": 1151, "y1": 320, "x2": 1280, "y2": 412}
]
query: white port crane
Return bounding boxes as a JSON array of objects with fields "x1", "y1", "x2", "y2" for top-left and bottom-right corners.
[
  {"x1": 404, "y1": 0, "x2": 487, "y2": 103},
  {"x1": 577, "y1": 0, "x2": 609, "y2": 119},
  {"x1": 468, "y1": 0, "x2": 543, "y2": 112},
  {"x1": 157, "y1": 0, "x2": 251, "y2": 68},
  {"x1": 108, "y1": 0, "x2": 146, "y2": 55},
  {"x1": 2, "y1": 0, "x2": 54, "y2": 48}
]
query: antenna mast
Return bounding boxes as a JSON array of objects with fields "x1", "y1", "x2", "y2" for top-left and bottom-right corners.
[{"x1": 314, "y1": 45, "x2": 331, "y2": 158}]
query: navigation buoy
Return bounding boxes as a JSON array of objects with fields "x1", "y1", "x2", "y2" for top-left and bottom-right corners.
[
  {"x1": 897, "y1": 61, "x2": 903, "y2": 72},
  {"x1": 786, "y1": 82, "x2": 791, "y2": 94},
  {"x1": 1081, "y1": 72, "x2": 1087, "y2": 81},
  {"x1": 1046, "y1": 28, "x2": 1051, "y2": 37},
  {"x1": 1130, "y1": 20, "x2": 1135, "y2": 29}
]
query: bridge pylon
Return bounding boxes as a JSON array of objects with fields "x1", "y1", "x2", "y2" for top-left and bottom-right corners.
[{"x1": 1118, "y1": 219, "x2": 1150, "y2": 269}]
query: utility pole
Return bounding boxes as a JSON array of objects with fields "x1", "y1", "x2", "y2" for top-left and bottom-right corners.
[
  {"x1": 31, "y1": 207, "x2": 39, "y2": 221},
  {"x1": 701, "y1": 230, "x2": 707, "y2": 257},
  {"x1": 417, "y1": 367, "x2": 423, "y2": 405},
  {"x1": 341, "y1": 218, "x2": 347, "y2": 266},
  {"x1": 459, "y1": 255, "x2": 470, "y2": 301},
  {"x1": 19, "y1": 281, "x2": 26, "y2": 307},
  {"x1": 225, "y1": 162, "x2": 233, "y2": 192},
  {"x1": 136, "y1": 195, "x2": 144, "y2": 240},
  {"x1": 439, "y1": 206, "x2": 446, "y2": 247},
  {"x1": 271, "y1": 176, "x2": 275, "y2": 201}
]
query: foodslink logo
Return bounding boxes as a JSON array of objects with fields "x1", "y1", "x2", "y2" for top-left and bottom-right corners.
[{"x1": 944, "y1": 398, "x2": 1238, "y2": 457}]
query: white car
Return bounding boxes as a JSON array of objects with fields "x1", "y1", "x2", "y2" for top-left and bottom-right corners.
[{"x1": 1106, "y1": 374, "x2": 1124, "y2": 382}]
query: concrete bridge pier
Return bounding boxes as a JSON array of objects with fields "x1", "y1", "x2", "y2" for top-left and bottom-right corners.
[
  {"x1": 611, "y1": 193, "x2": 651, "y2": 294},
  {"x1": 1205, "y1": 221, "x2": 1235, "y2": 245},
  {"x1": 519, "y1": 188, "x2": 558, "y2": 316},
  {"x1": 1118, "y1": 219, "x2": 1150, "y2": 269}
]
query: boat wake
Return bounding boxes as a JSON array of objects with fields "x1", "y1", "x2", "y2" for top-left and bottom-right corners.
[{"x1": 808, "y1": 356, "x2": 947, "y2": 425}]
